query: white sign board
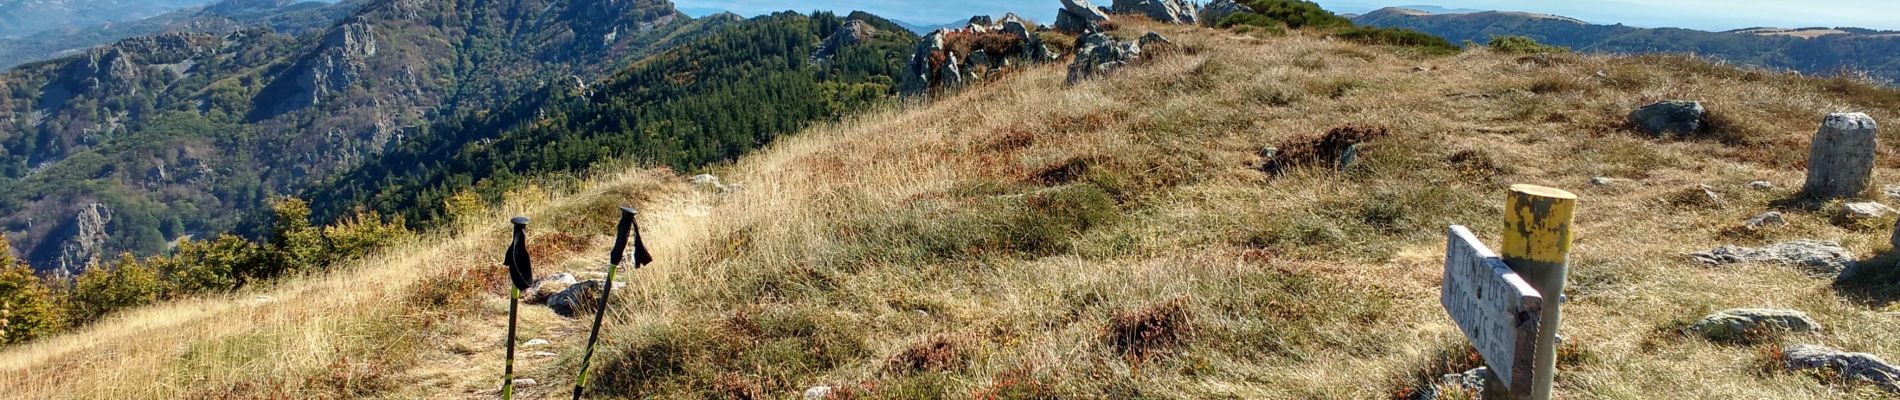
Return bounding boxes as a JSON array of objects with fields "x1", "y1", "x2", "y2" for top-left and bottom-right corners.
[{"x1": 1441, "y1": 225, "x2": 1544, "y2": 396}]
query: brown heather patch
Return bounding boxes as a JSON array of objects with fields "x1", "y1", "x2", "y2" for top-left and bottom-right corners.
[
  {"x1": 1107, "y1": 296, "x2": 1193, "y2": 362},
  {"x1": 884, "y1": 334, "x2": 970, "y2": 374},
  {"x1": 1263, "y1": 123, "x2": 1393, "y2": 175}
]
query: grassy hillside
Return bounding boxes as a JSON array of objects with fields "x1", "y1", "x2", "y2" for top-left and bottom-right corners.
[{"x1": 3, "y1": 19, "x2": 1899, "y2": 399}]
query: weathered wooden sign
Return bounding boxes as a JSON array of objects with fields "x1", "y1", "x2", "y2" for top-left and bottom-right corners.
[{"x1": 1442, "y1": 225, "x2": 1544, "y2": 397}]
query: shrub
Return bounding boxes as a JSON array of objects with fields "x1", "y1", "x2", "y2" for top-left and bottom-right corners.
[
  {"x1": 68, "y1": 254, "x2": 163, "y2": 325},
  {"x1": 441, "y1": 189, "x2": 487, "y2": 225},
  {"x1": 1336, "y1": 27, "x2": 1461, "y2": 55},
  {"x1": 154, "y1": 234, "x2": 263, "y2": 294},
  {"x1": 1488, "y1": 35, "x2": 1569, "y2": 54},
  {"x1": 323, "y1": 210, "x2": 412, "y2": 262},
  {"x1": 1229, "y1": 0, "x2": 1351, "y2": 30},
  {"x1": 269, "y1": 197, "x2": 325, "y2": 273},
  {"x1": 0, "y1": 238, "x2": 63, "y2": 346}
]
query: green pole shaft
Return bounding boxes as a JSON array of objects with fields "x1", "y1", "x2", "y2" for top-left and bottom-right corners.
[
  {"x1": 571, "y1": 263, "x2": 620, "y2": 399},
  {"x1": 503, "y1": 287, "x2": 520, "y2": 400}
]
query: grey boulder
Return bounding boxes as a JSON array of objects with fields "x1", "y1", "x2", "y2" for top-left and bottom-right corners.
[
  {"x1": 547, "y1": 280, "x2": 627, "y2": 317},
  {"x1": 1628, "y1": 100, "x2": 1706, "y2": 137}
]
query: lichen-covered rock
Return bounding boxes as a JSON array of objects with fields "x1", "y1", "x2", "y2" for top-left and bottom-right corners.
[
  {"x1": 1055, "y1": 0, "x2": 1112, "y2": 33},
  {"x1": 1628, "y1": 100, "x2": 1706, "y2": 137},
  {"x1": 1690, "y1": 240, "x2": 1856, "y2": 275},
  {"x1": 1198, "y1": 0, "x2": 1248, "y2": 27},
  {"x1": 1783, "y1": 344, "x2": 1900, "y2": 394},
  {"x1": 1801, "y1": 113, "x2": 1879, "y2": 200},
  {"x1": 1689, "y1": 308, "x2": 1821, "y2": 340},
  {"x1": 1067, "y1": 32, "x2": 1160, "y2": 84},
  {"x1": 1112, "y1": 0, "x2": 1198, "y2": 25}
]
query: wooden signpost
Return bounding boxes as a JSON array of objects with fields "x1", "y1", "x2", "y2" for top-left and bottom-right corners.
[
  {"x1": 1442, "y1": 225, "x2": 1544, "y2": 397},
  {"x1": 1443, "y1": 184, "x2": 1577, "y2": 400}
]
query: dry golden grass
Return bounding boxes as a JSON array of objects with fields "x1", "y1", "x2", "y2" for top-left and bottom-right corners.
[{"x1": 4, "y1": 20, "x2": 1899, "y2": 399}]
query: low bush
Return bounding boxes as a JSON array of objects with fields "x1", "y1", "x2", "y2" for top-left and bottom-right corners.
[
  {"x1": 1488, "y1": 35, "x2": 1569, "y2": 54},
  {"x1": 1336, "y1": 27, "x2": 1461, "y2": 55}
]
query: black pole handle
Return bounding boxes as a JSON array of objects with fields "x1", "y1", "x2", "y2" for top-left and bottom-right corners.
[
  {"x1": 506, "y1": 217, "x2": 533, "y2": 291},
  {"x1": 610, "y1": 207, "x2": 636, "y2": 267}
]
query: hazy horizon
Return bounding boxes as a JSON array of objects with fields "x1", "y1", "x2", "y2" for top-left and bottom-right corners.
[{"x1": 671, "y1": 0, "x2": 1900, "y2": 32}]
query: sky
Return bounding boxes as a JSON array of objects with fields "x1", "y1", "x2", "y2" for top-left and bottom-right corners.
[{"x1": 669, "y1": 0, "x2": 1900, "y2": 32}]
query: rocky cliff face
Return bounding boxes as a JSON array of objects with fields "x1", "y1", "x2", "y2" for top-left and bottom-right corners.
[{"x1": 53, "y1": 203, "x2": 112, "y2": 276}]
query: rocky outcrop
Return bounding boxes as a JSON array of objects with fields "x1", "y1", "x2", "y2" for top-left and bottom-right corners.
[
  {"x1": 1690, "y1": 240, "x2": 1855, "y2": 275},
  {"x1": 1689, "y1": 308, "x2": 1821, "y2": 340},
  {"x1": 899, "y1": 17, "x2": 1061, "y2": 94},
  {"x1": 1055, "y1": 0, "x2": 1112, "y2": 33},
  {"x1": 1782, "y1": 344, "x2": 1900, "y2": 393},
  {"x1": 1000, "y1": 15, "x2": 1058, "y2": 62},
  {"x1": 274, "y1": 22, "x2": 378, "y2": 114},
  {"x1": 1067, "y1": 32, "x2": 1170, "y2": 84},
  {"x1": 1628, "y1": 100, "x2": 1706, "y2": 137},
  {"x1": 1112, "y1": 0, "x2": 1198, "y2": 25},
  {"x1": 1198, "y1": 0, "x2": 1248, "y2": 27},
  {"x1": 814, "y1": 19, "x2": 877, "y2": 62},
  {"x1": 56, "y1": 203, "x2": 114, "y2": 275}
]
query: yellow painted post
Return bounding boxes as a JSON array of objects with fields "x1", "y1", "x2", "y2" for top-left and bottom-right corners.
[{"x1": 1502, "y1": 184, "x2": 1577, "y2": 400}]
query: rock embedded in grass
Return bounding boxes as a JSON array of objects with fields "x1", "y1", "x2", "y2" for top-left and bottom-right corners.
[
  {"x1": 524, "y1": 272, "x2": 578, "y2": 305},
  {"x1": 1690, "y1": 240, "x2": 1855, "y2": 275},
  {"x1": 1782, "y1": 344, "x2": 1900, "y2": 393},
  {"x1": 1628, "y1": 100, "x2": 1706, "y2": 137},
  {"x1": 1750, "y1": 181, "x2": 1776, "y2": 190},
  {"x1": 1841, "y1": 202, "x2": 1896, "y2": 222},
  {"x1": 1688, "y1": 308, "x2": 1821, "y2": 341},
  {"x1": 523, "y1": 338, "x2": 550, "y2": 347},
  {"x1": 1743, "y1": 211, "x2": 1787, "y2": 230},
  {"x1": 803, "y1": 386, "x2": 833, "y2": 400},
  {"x1": 547, "y1": 280, "x2": 626, "y2": 317}
]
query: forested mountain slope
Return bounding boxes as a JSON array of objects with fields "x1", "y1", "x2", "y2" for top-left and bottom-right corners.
[{"x1": 0, "y1": 0, "x2": 729, "y2": 273}]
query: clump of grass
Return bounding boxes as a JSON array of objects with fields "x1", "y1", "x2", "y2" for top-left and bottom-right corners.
[
  {"x1": 592, "y1": 307, "x2": 871, "y2": 397},
  {"x1": 1264, "y1": 124, "x2": 1393, "y2": 175},
  {"x1": 1106, "y1": 296, "x2": 1194, "y2": 363}
]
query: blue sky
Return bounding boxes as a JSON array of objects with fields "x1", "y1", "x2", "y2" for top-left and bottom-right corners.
[{"x1": 671, "y1": 0, "x2": 1900, "y2": 31}]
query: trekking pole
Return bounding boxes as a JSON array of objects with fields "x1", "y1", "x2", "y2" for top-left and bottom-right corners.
[
  {"x1": 502, "y1": 217, "x2": 534, "y2": 400},
  {"x1": 572, "y1": 207, "x2": 653, "y2": 399}
]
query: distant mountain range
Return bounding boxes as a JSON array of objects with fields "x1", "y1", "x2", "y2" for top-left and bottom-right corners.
[
  {"x1": 0, "y1": 0, "x2": 215, "y2": 38},
  {"x1": 0, "y1": 0, "x2": 363, "y2": 70},
  {"x1": 1352, "y1": 7, "x2": 1900, "y2": 83}
]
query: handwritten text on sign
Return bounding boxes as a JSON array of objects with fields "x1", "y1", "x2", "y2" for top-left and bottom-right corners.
[{"x1": 1441, "y1": 225, "x2": 1544, "y2": 395}]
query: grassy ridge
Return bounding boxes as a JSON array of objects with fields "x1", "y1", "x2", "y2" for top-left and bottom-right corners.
[{"x1": 1, "y1": 18, "x2": 1898, "y2": 399}]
